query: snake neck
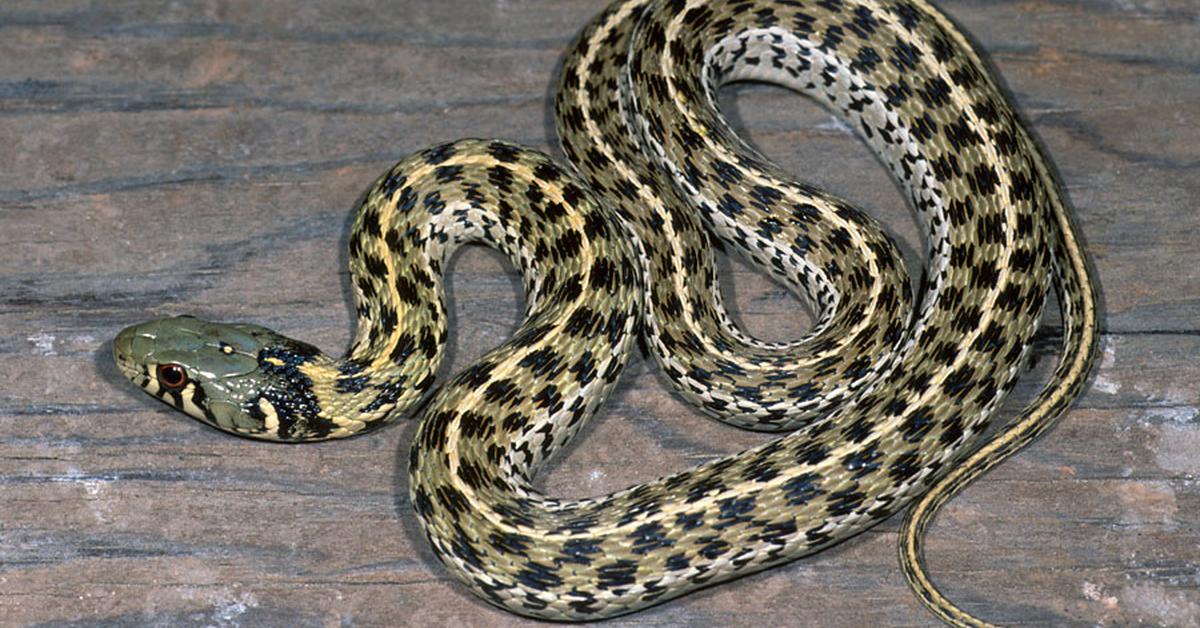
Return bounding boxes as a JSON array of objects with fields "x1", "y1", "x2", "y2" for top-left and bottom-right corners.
[
  {"x1": 269, "y1": 279, "x2": 455, "y2": 440},
  {"x1": 288, "y1": 353, "x2": 433, "y2": 441},
  {"x1": 232, "y1": 335, "x2": 435, "y2": 441}
]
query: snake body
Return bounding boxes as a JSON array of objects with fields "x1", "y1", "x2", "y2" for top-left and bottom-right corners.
[{"x1": 112, "y1": 0, "x2": 1098, "y2": 625}]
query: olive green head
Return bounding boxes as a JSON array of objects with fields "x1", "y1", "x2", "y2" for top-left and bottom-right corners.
[{"x1": 112, "y1": 315, "x2": 333, "y2": 441}]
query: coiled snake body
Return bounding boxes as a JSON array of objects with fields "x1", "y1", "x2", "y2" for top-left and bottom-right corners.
[{"x1": 112, "y1": 0, "x2": 1098, "y2": 625}]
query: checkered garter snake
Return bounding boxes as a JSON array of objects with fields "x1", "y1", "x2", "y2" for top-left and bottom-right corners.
[{"x1": 112, "y1": 0, "x2": 1098, "y2": 625}]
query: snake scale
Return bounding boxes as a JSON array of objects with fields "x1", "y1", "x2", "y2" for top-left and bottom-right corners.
[{"x1": 112, "y1": 0, "x2": 1098, "y2": 625}]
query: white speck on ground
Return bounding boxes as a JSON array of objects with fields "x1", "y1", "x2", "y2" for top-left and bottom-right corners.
[
  {"x1": 27, "y1": 332, "x2": 57, "y2": 356},
  {"x1": 48, "y1": 468, "x2": 120, "y2": 489},
  {"x1": 202, "y1": 590, "x2": 258, "y2": 628},
  {"x1": 1082, "y1": 581, "x2": 1119, "y2": 610},
  {"x1": 1092, "y1": 335, "x2": 1120, "y2": 394},
  {"x1": 814, "y1": 115, "x2": 854, "y2": 136},
  {"x1": 48, "y1": 468, "x2": 119, "y2": 521},
  {"x1": 1145, "y1": 406, "x2": 1199, "y2": 424},
  {"x1": 213, "y1": 596, "x2": 252, "y2": 625}
]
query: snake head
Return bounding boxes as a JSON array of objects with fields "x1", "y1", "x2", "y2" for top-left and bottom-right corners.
[{"x1": 112, "y1": 315, "x2": 330, "y2": 441}]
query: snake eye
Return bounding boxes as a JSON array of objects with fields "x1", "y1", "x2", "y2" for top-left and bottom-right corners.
[{"x1": 157, "y1": 363, "x2": 188, "y2": 389}]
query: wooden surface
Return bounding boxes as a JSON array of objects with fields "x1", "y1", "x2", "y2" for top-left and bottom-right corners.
[{"x1": 2, "y1": 1, "x2": 1198, "y2": 625}]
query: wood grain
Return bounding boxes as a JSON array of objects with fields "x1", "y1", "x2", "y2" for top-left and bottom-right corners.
[{"x1": 2, "y1": 1, "x2": 1198, "y2": 625}]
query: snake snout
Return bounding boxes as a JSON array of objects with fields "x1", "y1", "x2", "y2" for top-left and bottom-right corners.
[
  {"x1": 111, "y1": 324, "x2": 141, "y2": 379},
  {"x1": 112, "y1": 325, "x2": 134, "y2": 358}
]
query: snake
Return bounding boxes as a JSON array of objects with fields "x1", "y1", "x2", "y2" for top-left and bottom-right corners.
[{"x1": 111, "y1": 0, "x2": 1098, "y2": 625}]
